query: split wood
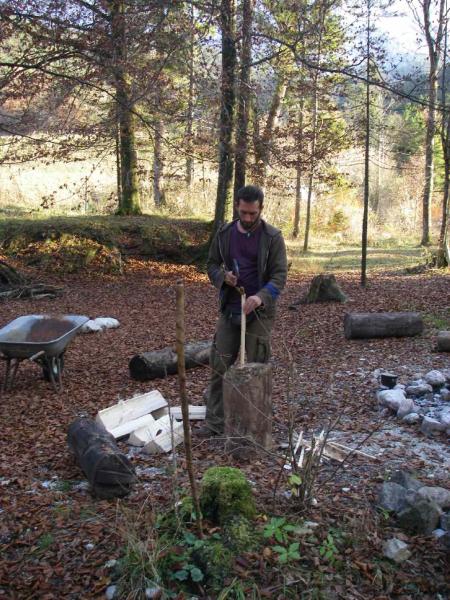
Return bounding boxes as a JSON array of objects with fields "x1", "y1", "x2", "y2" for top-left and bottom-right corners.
[{"x1": 294, "y1": 434, "x2": 378, "y2": 462}]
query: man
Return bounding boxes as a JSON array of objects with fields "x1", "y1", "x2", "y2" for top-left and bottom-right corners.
[{"x1": 198, "y1": 184, "x2": 288, "y2": 437}]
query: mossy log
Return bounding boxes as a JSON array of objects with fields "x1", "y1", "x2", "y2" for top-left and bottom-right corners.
[
  {"x1": 223, "y1": 362, "x2": 272, "y2": 460},
  {"x1": 129, "y1": 340, "x2": 211, "y2": 380},
  {"x1": 344, "y1": 312, "x2": 423, "y2": 339},
  {"x1": 437, "y1": 331, "x2": 450, "y2": 352},
  {"x1": 290, "y1": 274, "x2": 346, "y2": 309},
  {"x1": 199, "y1": 466, "x2": 256, "y2": 524},
  {"x1": 67, "y1": 417, "x2": 136, "y2": 499}
]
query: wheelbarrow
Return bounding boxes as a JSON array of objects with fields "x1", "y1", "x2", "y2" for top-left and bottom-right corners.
[{"x1": 0, "y1": 314, "x2": 89, "y2": 392}]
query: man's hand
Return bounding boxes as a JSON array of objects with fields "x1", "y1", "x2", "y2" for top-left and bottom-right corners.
[
  {"x1": 224, "y1": 271, "x2": 238, "y2": 287},
  {"x1": 244, "y1": 295, "x2": 262, "y2": 315}
]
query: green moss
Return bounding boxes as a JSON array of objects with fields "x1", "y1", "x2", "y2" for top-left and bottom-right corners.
[
  {"x1": 192, "y1": 539, "x2": 233, "y2": 589},
  {"x1": 200, "y1": 467, "x2": 256, "y2": 525},
  {"x1": 223, "y1": 515, "x2": 258, "y2": 553}
]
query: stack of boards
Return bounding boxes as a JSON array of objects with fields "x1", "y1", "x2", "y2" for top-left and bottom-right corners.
[{"x1": 96, "y1": 390, "x2": 206, "y2": 454}]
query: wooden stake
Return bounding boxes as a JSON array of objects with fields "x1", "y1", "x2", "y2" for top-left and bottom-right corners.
[
  {"x1": 240, "y1": 291, "x2": 246, "y2": 366},
  {"x1": 176, "y1": 280, "x2": 203, "y2": 537}
]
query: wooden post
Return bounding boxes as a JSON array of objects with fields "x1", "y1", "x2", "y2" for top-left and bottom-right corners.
[
  {"x1": 223, "y1": 362, "x2": 272, "y2": 460},
  {"x1": 176, "y1": 280, "x2": 203, "y2": 536}
]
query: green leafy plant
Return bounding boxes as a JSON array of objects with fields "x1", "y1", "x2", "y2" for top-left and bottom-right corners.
[
  {"x1": 263, "y1": 517, "x2": 297, "y2": 544},
  {"x1": 319, "y1": 532, "x2": 339, "y2": 565},
  {"x1": 172, "y1": 563, "x2": 204, "y2": 583},
  {"x1": 273, "y1": 542, "x2": 301, "y2": 564},
  {"x1": 288, "y1": 473, "x2": 302, "y2": 497}
]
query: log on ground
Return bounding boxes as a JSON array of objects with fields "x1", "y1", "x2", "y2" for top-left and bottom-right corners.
[
  {"x1": 344, "y1": 312, "x2": 423, "y2": 339},
  {"x1": 129, "y1": 340, "x2": 211, "y2": 381},
  {"x1": 437, "y1": 331, "x2": 450, "y2": 352},
  {"x1": 67, "y1": 417, "x2": 136, "y2": 498},
  {"x1": 223, "y1": 362, "x2": 272, "y2": 460}
]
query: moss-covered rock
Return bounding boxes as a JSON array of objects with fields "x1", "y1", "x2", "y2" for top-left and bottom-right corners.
[
  {"x1": 223, "y1": 515, "x2": 258, "y2": 552},
  {"x1": 200, "y1": 466, "x2": 256, "y2": 524}
]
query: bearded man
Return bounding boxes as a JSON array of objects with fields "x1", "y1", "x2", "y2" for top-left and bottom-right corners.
[{"x1": 198, "y1": 184, "x2": 288, "y2": 437}]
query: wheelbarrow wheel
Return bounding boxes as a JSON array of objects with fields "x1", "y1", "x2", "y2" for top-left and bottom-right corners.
[{"x1": 42, "y1": 355, "x2": 65, "y2": 382}]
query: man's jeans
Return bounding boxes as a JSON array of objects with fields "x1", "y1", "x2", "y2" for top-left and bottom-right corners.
[{"x1": 205, "y1": 309, "x2": 274, "y2": 433}]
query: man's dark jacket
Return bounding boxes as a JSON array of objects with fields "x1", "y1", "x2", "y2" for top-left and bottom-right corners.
[{"x1": 207, "y1": 219, "x2": 288, "y2": 316}]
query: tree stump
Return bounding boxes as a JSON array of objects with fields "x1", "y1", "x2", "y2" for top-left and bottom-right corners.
[
  {"x1": 437, "y1": 331, "x2": 450, "y2": 352},
  {"x1": 344, "y1": 312, "x2": 423, "y2": 339},
  {"x1": 289, "y1": 274, "x2": 346, "y2": 309},
  {"x1": 129, "y1": 340, "x2": 211, "y2": 380},
  {"x1": 67, "y1": 418, "x2": 136, "y2": 499},
  {"x1": 223, "y1": 363, "x2": 272, "y2": 460}
]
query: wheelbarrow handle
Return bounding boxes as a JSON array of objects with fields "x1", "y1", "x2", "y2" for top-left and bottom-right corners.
[{"x1": 29, "y1": 350, "x2": 46, "y2": 362}]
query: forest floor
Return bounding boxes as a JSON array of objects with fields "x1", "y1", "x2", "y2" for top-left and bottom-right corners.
[{"x1": 0, "y1": 249, "x2": 449, "y2": 599}]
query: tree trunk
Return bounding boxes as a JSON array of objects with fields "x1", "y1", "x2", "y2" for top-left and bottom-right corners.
[
  {"x1": 223, "y1": 362, "x2": 272, "y2": 460},
  {"x1": 253, "y1": 77, "x2": 286, "y2": 187},
  {"x1": 421, "y1": 0, "x2": 445, "y2": 245},
  {"x1": 185, "y1": 3, "x2": 195, "y2": 187},
  {"x1": 344, "y1": 312, "x2": 424, "y2": 339},
  {"x1": 129, "y1": 340, "x2": 212, "y2": 381},
  {"x1": 361, "y1": 0, "x2": 370, "y2": 286},
  {"x1": 212, "y1": 0, "x2": 236, "y2": 237},
  {"x1": 109, "y1": 0, "x2": 141, "y2": 215},
  {"x1": 153, "y1": 118, "x2": 166, "y2": 207},
  {"x1": 292, "y1": 103, "x2": 304, "y2": 238},
  {"x1": 233, "y1": 0, "x2": 254, "y2": 218},
  {"x1": 67, "y1": 418, "x2": 136, "y2": 499}
]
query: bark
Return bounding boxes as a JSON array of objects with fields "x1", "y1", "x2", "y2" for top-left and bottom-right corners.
[
  {"x1": 109, "y1": 0, "x2": 141, "y2": 215},
  {"x1": 212, "y1": 0, "x2": 236, "y2": 237},
  {"x1": 67, "y1": 417, "x2": 136, "y2": 498},
  {"x1": 344, "y1": 312, "x2": 424, "y2": 339},
  {"x1": 361, "y1": 0, "x2": 370, "y2": 286},
  {"x1": 290, "y1": 274, "x2": 347, "y2": 307},
  {"x1": 253, "y1": 77, "x2": 287, "y2": 187},
  {"x1": 129, "y1": 340, "x2": 211, "y2": 381},
  {"x1": 233, "y1": 0, "x2": 254, "y2": 216},
  {"x1": 223, "y1": 362, "x2": 272, "y2": 460},
  {"x1": 153, "y1": 118, "x2": 166, "y2": 207}
]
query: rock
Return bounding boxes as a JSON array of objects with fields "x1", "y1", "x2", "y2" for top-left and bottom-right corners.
[
  {"x1": 382, "y1": 538, "x2": 411, "y2": 563},
  {"x1": 397, "y1": 397, "x2": 416, "y2": 419},
  {"x1": 439, "y1": 531, "x2": 450, "y2": 552},
  {"x1": 377, "y1": 388, "x2": 406, "y2": 411},
  {"x1": 145, "y1": 587, "x2": 162, "y2": 599},
  {"x1": 441, "y1": 512, "x2": 450, "y2": 531},
  {"x1": 389, "y1": 470, "x2": 423, "y2": 491},
  {"x1": 402, "y1": 412, "x2": 421, "y2": 425},
  {"x1": 424, "y1": 370, "x2": 446, "y2": 388},
  {"x1": 432, "y1": 528, "x2": 447, "y2": 538},
  {"x1": 443, "y1": 369, "x2": 450, "y2": 382},
  {"x1": 421, "y1": 417, "x2": 446, "y2": 435},
  {"x1": 440, "y1": 388, "x2": 450, "y2": 402},
  {"x1": 417, "y1": 486, "x2": 450, "y2": 509},
  {"x1": 397, "y1": 498, "x2": 441, "y2": 535},
  {"x1": 105, "y1": 586, "x2": 117, "y2": 600},
  {"x1": 378, "y1": 481, "x2": 408, "y2": 513},
  {"x1": 405, "y1": 383, "x2": 433, "y2": 397},
  {"x1": 439, "y1": 410, "x2": 450, "y2": 428}
]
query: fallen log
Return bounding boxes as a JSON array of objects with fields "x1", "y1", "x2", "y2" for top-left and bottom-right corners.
[
  {"x1": 344, "y1": 312, "x2": 423, "y2": 340},
  {"x1": 437, "y1": 331, "x2": 450, "y2": 352},
  {"x1": 224, "y1": 362, "x2": 272, "y2": 460},
  {"x1": 129, "y1": 340, "x2": 211, "y2": 381},
  {"x1": 67, "y1": 417, "x2": 136, "y2": 499}
]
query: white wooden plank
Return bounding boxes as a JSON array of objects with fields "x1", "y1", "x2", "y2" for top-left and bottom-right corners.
[
  {"x1": 142, "y1": 419, "x2": 184, "y2": 454},
  {"x1": 110, "y1": 413, "x2": 158, "y2": 439},
  {"x1": 169, "y1": 405, "x2": 206, "y2": 420},
  {"x1": 96, "y1": 390, "x2": 167, "y2": 431}
]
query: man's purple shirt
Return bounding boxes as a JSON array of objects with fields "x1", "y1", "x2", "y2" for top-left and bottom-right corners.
[{"x1": 227, "y1": 221, "x2": 262, "y2": 312}]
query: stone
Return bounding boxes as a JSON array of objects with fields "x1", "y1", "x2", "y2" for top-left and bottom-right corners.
[
  {"x1": 389, "y1": 470, "x2": 423, "y2": 491},
  {"x1": 417, "y1": 486, "x2": 450, "y2": 509},
  {"x1": 397, "y1": 397, "x2": 415, "y2": 419},
  {"x1": 405, "y1": 383, "x2": 433, "y2": 397},
  {"x1": 145, "y1": 588, "x2": 162, "y2": 599},
  {"x1": 397, "y1": 498, "x2": 441, "y2": 535},
  {"x1": 421, "y1": 417, "x2": 446, "y2": 435},
  {"x1": 377, "y1": 388, "x2": 406, "y2": 411},
  {"x1": 440, "y1": 388, "x2": 450, "y2": 402},
  {"x1": 432, "y1": 528, "x2": 447, "y2": 538},
  {"x1": 443, "y1": 369, "x2": 450, "y2": 382},
  {"x1": 424, "y1": 370, "x2": 446, "y2": 388},
  {"x1": 439, "y1": 410, "x2": 450, "y2": 428},
  {"x1": 441, "y1": 512, "x2": 450, "y2": 531},
  {"x1": 378, "y1": 481, "x2": 408, "y2": 513},
  {"x1": 439, "y1": 531, "x2": 450, "y2": 552},
  {"x1": 105, "y1": 586, "x2": 117, "y2": 600},
  {"x1": 402, "y1": 413, "x2": 421, "y2": 424},
  {"x1": 382, "y1": 538, "x2": 411, "y2": 563}
]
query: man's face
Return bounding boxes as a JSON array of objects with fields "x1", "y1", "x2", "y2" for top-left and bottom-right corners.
[{"x1": 236, "y1": 199, "x2": 262, "y2": 230}]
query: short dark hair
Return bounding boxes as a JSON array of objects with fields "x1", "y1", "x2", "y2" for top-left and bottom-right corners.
[{"x1": 236, "y1": 185, "x2": 264, "y2": 207}]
